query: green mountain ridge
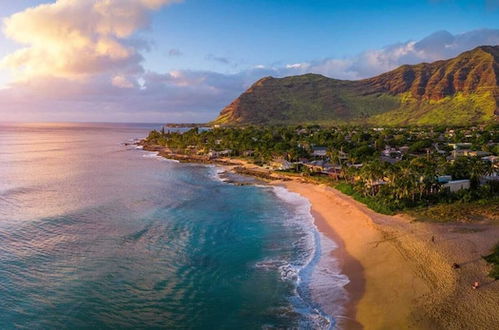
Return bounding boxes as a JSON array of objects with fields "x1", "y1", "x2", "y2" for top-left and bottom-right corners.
[{"x1": 213, "y1": 46, "x2": 499, "y2": 126}]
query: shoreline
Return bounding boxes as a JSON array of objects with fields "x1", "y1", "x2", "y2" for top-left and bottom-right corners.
[
  {"x1": 140, "y1": 144, "x2": 499, "y2": 329},
  {"x1": 280, "y1": 181, "x2": 499, "y2": 329},
  {"x1": 308, "y1": 207, "x2": 364, "y2": 329}
]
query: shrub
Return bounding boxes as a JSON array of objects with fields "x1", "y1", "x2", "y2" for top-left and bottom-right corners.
[
  {"x1": 335, "y1": 183, "x2": 395, "y2": 215},
  {"x1": 483, "y1": 244, "x2": 499, "y2": 280}
]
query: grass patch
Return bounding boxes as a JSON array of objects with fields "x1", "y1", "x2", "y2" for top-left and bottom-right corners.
[
  {"x1": 409, "y1": 197, "x2": 499, "y2": 223},
  {"x1": 369, "y1": 92, "x2": 496, "y2": 126},
  {"x1": 483, "y1": 244, "x2": 499, "y2": 280}
]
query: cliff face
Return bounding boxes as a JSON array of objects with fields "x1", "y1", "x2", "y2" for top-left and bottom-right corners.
[
  {"x1": 361, "y1": 46, "x2": 499, "y2": 100},
  {"x1": 213, "y1": 46, "x2": 499, "y2": 126}
]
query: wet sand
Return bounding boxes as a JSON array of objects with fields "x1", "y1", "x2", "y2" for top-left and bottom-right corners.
[
  {"x1": 281, "y1": 181, "x2": 499, "y2": 329},
  {"x1": 144, "y1": 146, "x2": 499, "y2": 329}
]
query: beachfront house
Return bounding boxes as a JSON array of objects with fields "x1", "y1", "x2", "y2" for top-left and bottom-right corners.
[
  {"x1": 243, "y1": 150, "x2": 255, "y2": 157},
  {"x1": 325, "y1": 166, "x2": 342, "y2": 179},
  {"x1": 443, "y1": 179, "x2": 471, "y2": 193},
  {"x1": 270, "y1": 158, "x2": 293, "y2": 171},
  {"x1": 208, "y1": 149, "x2": 232, "y2": 159}
]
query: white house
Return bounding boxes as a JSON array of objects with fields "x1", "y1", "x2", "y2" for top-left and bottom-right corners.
[{"x1": 443, "y1": 179, "x2": 470, "y2": 193}]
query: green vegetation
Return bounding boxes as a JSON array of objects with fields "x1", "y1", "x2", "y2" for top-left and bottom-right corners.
[
  {"x1": 335, "y1": 182, "x2": 396, "y2": 214},
  {"x1": 212, "y1": 46, "x2": 498, "y2": 126},
  {"x1": 483, "y1": 244, "x2": 499, "y2": 280},
  {"x1": 146, "y1": 124, "x2": 499, "y2": 221},
  {"x1": 339, "y1": 91, "x2": 401, "y2": 118},
  {"x1": 409, "y1": 197, "x2": 499, "y2": 223},
  {"x1": 370, "y1": 92, "x2": 497, "y2": 126}
]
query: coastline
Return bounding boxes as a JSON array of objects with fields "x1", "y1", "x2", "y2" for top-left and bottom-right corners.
[
  {"x1": 141, "y1": 144, "x2": 499, "y2": 329},
  {"x1": 280, "y1": 181, "x2": 499, "y2": 329}
]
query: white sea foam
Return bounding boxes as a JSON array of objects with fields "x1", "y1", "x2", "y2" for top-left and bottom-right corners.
[
  {"x1": 269, "y1": 185, "x2": 350, "y2": 330},
  {"x1": 206, "y1": 165, "x2": 230, "y2": 183},
  {"x1": 141, "y1": 151, "x2": 180, "y2": 163}
]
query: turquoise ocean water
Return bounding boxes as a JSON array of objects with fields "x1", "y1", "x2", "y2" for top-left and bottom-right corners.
[{"x1": 0, "y1": 123, "x2": 348, "y2": 329}]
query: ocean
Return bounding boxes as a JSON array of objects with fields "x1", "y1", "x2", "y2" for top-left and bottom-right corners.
[{"x1": 0, "y1": 123, "x2": 348, "y2": 329}]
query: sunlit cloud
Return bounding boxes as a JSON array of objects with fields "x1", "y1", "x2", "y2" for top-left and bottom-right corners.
[
  {"x1": 1, "y1": 0, "x2": 180, "y2": 81},
  {"x1": 283, "y1": 29, "x2": 499, "y2": 79},
  {"x1": 112, "y1": 74, "x2": 135, "y2": 88},
  {"x1": 0, "y1": 0, "x2": 497, "y2": 126}
]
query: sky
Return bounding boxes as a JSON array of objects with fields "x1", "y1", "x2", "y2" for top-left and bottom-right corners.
[{"x1": 0, "y1": 0, "x2": 498, "y2": 123}]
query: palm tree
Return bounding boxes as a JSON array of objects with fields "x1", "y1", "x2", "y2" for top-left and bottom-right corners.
[
  {"x1": 359, "y1": 160, "x2": 385, "y2": 196},
  {"x1": 468, "y1": 157, "x2": 493, "y2": 188}
]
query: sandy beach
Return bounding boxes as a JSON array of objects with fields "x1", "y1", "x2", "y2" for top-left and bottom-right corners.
[
  {"x1": 145, "y1": 148, "x2": 499, "y2": 329},
  {"x1": 281, "y1": 181, "x2": 499, "y2": 330}
]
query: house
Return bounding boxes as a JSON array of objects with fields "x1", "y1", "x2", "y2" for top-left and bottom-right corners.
[
  {"x1": 481, "y1": 173, "x2": 499, "y2": 184},
  {"x1": 338, "y1": 151, "x2": 349, "y2": 161},
  {"x1": 467, "y1": 151, "x2": 490, "y2": 157},
  {"x1": 218, "y1": 149, "x2": 232, "y2": 157},
  {"x1": 443, "y1": 179, "x2": 470, "y2": 193},
  {"x1": 312, "y1": 146, "x2": 328, "y2": 157},
  {"x1": 451, "y1": 149, "x2": 490, "y2": 158},
  {"x1": 380, "y1": 156, "x2": 399, "y2": 164},
  {"x1": 482, "y1": 155, "x2": 499, "y2": 163},
  {"x1": 399, "y1": 146, "x2": 410, "y2": 154},
  {"x1": 451, "y1": 149, "x2": 471, "y2": 158},
  {"x1": 381, "y1": 146, "x2": 402, "y2": 161},
  {"x1": 207, "y1": 149, "x2": 232, "y2": 159},
  {"x1": 271, "y1": 158, "x2": 292, "y2": 171},
  {"x1": 448, "y1": 143, "x2": 472, "y2": 150},
  {"x1": 437, "y1": 175, "x2": 452, "y2": 184},
  {"x1": 243, "y1": 150, "x2": 255, "y2": 157},
  {"x1": 325, "y1": 166, "x2": 342, "y2": 179},
  {"x1": 482, "y1": 156, "x2": 499, "y2": 170},
  {"x1": 304, "y1": 160, "x2": 330, "y2": 173},
  {"x1": 433, "y1": 143, "x2": 447, "y2": 155}
]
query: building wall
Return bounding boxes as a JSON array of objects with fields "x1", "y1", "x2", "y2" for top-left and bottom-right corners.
[{"x1": 443, "y1": 180, "x2": 470, "y2": 193}]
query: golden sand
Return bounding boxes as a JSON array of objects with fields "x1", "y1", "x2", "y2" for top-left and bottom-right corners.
[{"x1": 281, "y1": 181, "x2": 499, "y2": 329}]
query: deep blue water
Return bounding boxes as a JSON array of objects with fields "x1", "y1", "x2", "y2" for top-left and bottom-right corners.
[{"x1": 0, "y1": 123, "x2": 348, "y2": 329}]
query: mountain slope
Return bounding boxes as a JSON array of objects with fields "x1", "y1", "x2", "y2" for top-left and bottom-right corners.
[{"x1": 213, "y1": 46, "x2": 499, "y2": 126}]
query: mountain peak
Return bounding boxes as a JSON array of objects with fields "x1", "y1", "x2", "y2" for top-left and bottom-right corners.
[{"x1": 213, "y1": 46, "x2": 499, "y2": 126}]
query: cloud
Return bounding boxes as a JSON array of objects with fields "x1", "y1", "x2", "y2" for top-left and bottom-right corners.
[
  {"x1": 112, "y1": 74, "x2": 135, "y2": 88},
  {"x1": 1, "y1": 0, "x2": 180, "y2": 80},
  {"x1": 282, "y1": 29, "x2": 499, "y2": 80},
  {"x1": 0, "y1": 17, "x2": 498, "y2": 123},
  {"x1": 0, "y1": 69, "x2": 249, "y2": 123},
  {"x1": 205, "y1": 54, "x2": 231, "y2": 65},
  {"x1": 168, "y1": 48, "x2": 183, "y2": 56}
]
